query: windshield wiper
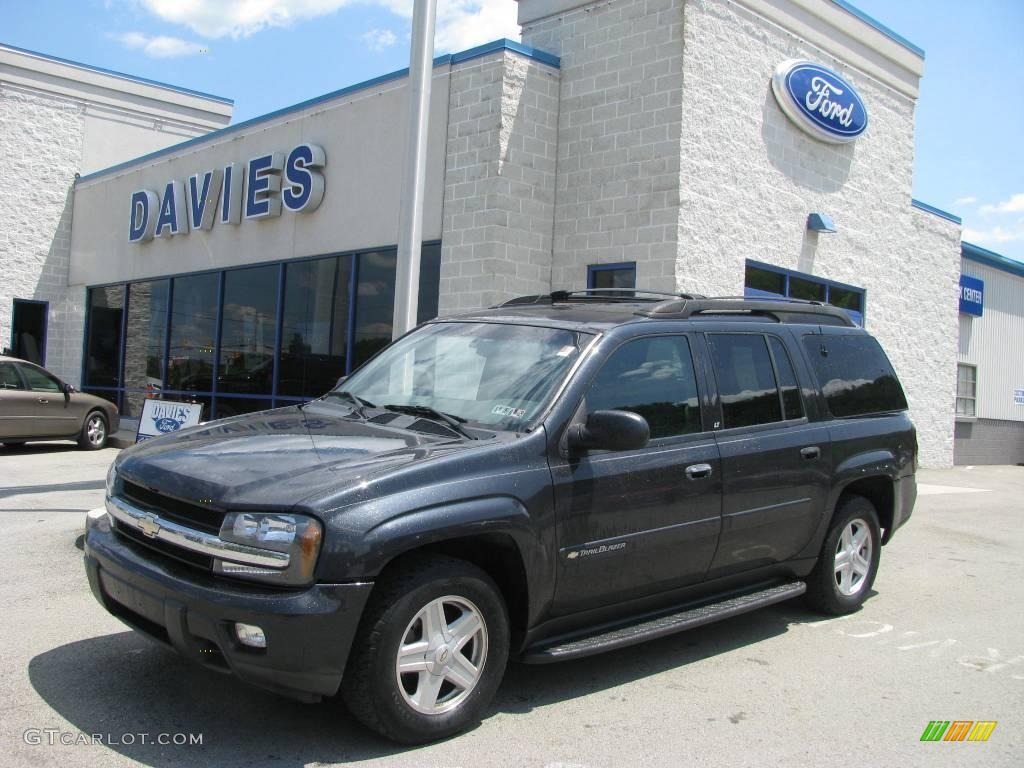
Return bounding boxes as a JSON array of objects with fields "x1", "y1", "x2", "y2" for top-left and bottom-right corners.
[
  {"x1": 325, "y1": 390, "x2": 375, "y2": 418},
  {"x1": 381, "y1": 404, "x2": 476, "y2": 440}
]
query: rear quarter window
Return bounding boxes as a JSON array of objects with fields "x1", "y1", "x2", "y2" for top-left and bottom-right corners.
[{"x1": 802, "y1": 334, "x2": 907, "y2": 417}]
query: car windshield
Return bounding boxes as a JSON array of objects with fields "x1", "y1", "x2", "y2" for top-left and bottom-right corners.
[{"x1": 333, "y1": 322, "x2": 592, "y2": 430}]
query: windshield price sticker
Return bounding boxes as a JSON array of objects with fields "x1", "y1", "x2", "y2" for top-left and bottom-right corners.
[{"x1": 492, "y1": 405, "x2": 526, "y2": 418}]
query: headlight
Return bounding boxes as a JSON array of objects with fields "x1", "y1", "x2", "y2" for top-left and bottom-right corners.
[{"x1": 214, "y1": 512, "x2": 322, "y2": 586}]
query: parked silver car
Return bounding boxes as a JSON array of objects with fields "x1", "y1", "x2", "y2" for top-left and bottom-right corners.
[{"x1": 0, "y1": 355, "x2": 119, "y2": 450}]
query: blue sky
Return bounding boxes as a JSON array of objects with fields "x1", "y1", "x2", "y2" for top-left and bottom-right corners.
[{"x1": 3, "y1": 0, "x2": 1022, "y2": 261}]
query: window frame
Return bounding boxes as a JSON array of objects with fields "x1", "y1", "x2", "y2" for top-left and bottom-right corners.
[
  {"x1": 706, "y1": 331, "x2": 798, "y2": 432},
  {"x1": 744, "y1": 259, "x2": 866, "y2": 325},
  {"x1": 956, "y1": 363, "x2": 977, "y2": 418}
]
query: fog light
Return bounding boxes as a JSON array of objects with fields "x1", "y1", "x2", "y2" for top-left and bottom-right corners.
[{"x1": 234, "y1": 622, "x2": 267, "y2": 649}]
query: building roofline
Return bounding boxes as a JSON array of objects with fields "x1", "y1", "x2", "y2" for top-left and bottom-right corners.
[
  {"x1": 911, "y1": 199, "x2": 962, "y2": 225},
  {"x1": 75, "y1": 39, "x2": 558, "y2": 185},
  {"x1": 962, "y1": 241, "x2": 1024, "y2": 279},
  {"x1": 0, "y1": 41, "x2": 234, "y2": 105},
  {"x1": 828, "y1": 1, "x2": 925, "y2": 58}
]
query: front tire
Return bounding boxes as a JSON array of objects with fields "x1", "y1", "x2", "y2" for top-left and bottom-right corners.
[
  {"x1": 805, "y1": 495, "x2": 881, "y2": 615},
  {"x1": 78, "y1": 410, "x2": 108, "y2": 450},
  {"x1": 342, "y1": 554, "x2": 509, "y2": 744}
]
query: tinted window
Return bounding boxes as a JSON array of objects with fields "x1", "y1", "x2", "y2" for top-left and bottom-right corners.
[
  {"x1": 167, "y1": 273, "x2": 218, "y2": 393},
  {"x1": 586, "y1": 336, "x2": 701, "y2": 439},
  {"x1": 123, "y1": 280, "x2": 169, "y2": 418},
  {"x1": 85, "y1": 286, "x2": 124, "y2": 387},
  {"x1": 19, "y1": 364, "x2": 61, "y2": 393},
  {"x1": 218, "y1": 265, "x2": 279, "y2": 395},
  {"x1": 708, "y1": 334, "x2": 782, "y2": 428},
  {"x1": 768, "y1": 336, "x2": 803, "y2": 420},
  {"x1": 280, "y1": 256, "x2": 351, "y2": 398},
  {"x1": 802, "y1": 334, "x2": 908, "y2": 417},
  {"x1": 744, "y1": 264, "x2": 785, "y2": 296},
  {"x1": 0, "y1": 363, "x2": 24, "y2": 390}
]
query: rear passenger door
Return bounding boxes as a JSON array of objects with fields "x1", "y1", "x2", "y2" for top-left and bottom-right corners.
[{"x1": 704, "y1": 332, "x2": 831, "y2": 577}]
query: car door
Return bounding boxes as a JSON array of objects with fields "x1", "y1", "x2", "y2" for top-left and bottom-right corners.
[
  {"x1": 704, "y1": 332, "x2": 832, "y2": 578},
  {"x1": 13, "y1": 362, "x2": 76, "y2": 437},
  {"x1": 0, "y1": 362, "x2": 40, "y2": 438},
  {"x1": 549, "y1": 333, "x2": 722, "y2": 615}
]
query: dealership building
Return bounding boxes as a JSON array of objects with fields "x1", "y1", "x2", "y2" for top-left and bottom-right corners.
[{"x1": 3, "y1": 0, "x2": 1023, "y2": 466}]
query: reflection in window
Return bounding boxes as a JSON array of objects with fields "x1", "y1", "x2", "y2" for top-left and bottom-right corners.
[
  {"x1": 19, "y1": 364, "x2": 61, "y2": 392},
  {"x1": 768, "y1": 336, "x2": 804, "y2": 420},
  {"x1": 803, "y1": 335, "x2": 907, "y2": 417},
  {"x1": 123, "y1": 280, "x2": 169, "y2": 418},
  {"x1": 167, "y1": 273, "x2": 218, "y2": 393},
  {"x1": 85, "y1": 286, "x2": 124, "y2": 388},
  {"x1": 218, "y1": 266, "x2": 278, "y2": 395},
  {"x1": 709, "y1": 334, "x2": 783, "y2": 428},
  {"x1": 214, "y1": 397, "x2": 274, "y2": 419},
  {"x1": 280, "y1": 256, "x2": 350, "y2": 398},
  {"x1": 353, "y1": 250, "x2": 398, "y2": 368},
  {"x1": 586, "y1": 336, "x2": 701, "y2": 439}
]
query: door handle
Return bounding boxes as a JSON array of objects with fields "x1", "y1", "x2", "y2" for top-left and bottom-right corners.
[
  {"x1": 685, "y1": 463, "x2": 713, "y2": 480},
  {"x1": 37, "y1": 398, "x2": 49, "y2": 404},
  {"x1": 800, "y1": 446, "x2": 821, "y2": 460}
]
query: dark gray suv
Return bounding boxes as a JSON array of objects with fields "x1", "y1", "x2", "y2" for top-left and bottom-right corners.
[{"x1": 84, "y1": 292, "x2": 916, "y2": 743}]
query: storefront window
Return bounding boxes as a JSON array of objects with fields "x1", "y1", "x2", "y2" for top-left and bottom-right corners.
[
  {"x1": 280, "y1": 255, "x2": 351, "y2": 398},
  {"x1": 122, "y1": 280, "x2": 169, "y2": 418},
  {"x1": 85, "y1": 286, "x2": 124, "y2": 388},
  {"x1": 214, "y1": 396, "x2": 275, "y2": 419},
  {"x1": 218, "y1": 265, "x2": 279, "y2": 395},
  {"x1": 167, "y1": 273, "x2": 219, "y2": 393},
  {"x1": 744, "y1": 260, "x2": 865, "y2": 325},
  {"x1": 588, "y1": 262, "x2": 636, "y2": 295},
  {"x1": 353, "y1": 250, "x2": 398, "y2": 368}
]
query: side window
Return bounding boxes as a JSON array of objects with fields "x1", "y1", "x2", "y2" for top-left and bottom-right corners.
[
  {"x1": 801, "y1": 334, "x2": 908, "y2": 417},
  {"x1": 18, "y1": 364, "x2": 61, "y2": 393},
  {"x1": 708, "y1": 334, "x2": 782, "y2": 428},
  {"x1": 586, "y1": 336, "x2": 701, "y2": 439},
  {"x1": 768, "y1": 336, "x2": 804, "y2": 420},
  {"x1": 0, "y1": 363, "x2": 25, "y2": 390}
]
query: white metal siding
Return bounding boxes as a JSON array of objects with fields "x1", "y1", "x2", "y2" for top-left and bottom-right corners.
[{"x1": 958, "y1": 258, "x2": 1024, "y2": 422}]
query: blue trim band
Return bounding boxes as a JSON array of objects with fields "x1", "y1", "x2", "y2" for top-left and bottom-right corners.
[
  {"x1": 828, "y1": 1, "x2": 925, "y2": 58},
  {"x1": 74, "y1": 39, "x2": 558, "y2": 186},
  {"x1": 962, "y1": 242, "x2": 1024, "y2": 279},
  {"x1": 0, "y1": 42, "x2": 233, "y2": 104},
  {"x1": 911, "y1": 199, "x2": 962, "y2": 225}
]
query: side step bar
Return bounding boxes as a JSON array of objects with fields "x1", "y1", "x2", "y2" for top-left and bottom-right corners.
[{"x1": 521, "y1": 581, "x2": 806, "y2": 664}]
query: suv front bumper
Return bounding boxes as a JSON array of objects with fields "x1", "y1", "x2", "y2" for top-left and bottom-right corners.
[{"x1": 84, "y1": 518, "x2": 373, "y2": 702}]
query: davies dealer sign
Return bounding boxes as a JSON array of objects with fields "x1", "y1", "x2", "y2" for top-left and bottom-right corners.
[{"x1": 771, "y1": 60, "x2": 868, "y2": 144}]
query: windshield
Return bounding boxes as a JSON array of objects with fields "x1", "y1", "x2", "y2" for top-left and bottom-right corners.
[{"x1": 334, "y1": 322, "x2": 592, "y2": 430}]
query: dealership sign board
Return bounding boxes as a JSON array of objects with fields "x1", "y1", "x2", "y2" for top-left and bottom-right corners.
[
  {"x1": 136, "y1": 399, "x2": 205, "y2": 443},
  {"x1": 959, "y1": 274, "x2": 984, "y2": 316},
  {"x1": 129, "y1": 144, "x2": 326, "y2": 243},
  {"x1": 771, "y1": 60, "x2": 868, "y2": 144}
]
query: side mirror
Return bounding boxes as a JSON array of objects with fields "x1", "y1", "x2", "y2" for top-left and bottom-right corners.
[
  {"x1": 64, "y1": 382, "x2": 75, "y2": 395},
  {"x1": 567, "y1": 410, "x2": 650, "y2": 453}
]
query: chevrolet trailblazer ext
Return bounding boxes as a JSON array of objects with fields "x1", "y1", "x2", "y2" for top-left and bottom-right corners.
[{"x1": 84, "y1": 291, "x2": 916, "y2": 744}]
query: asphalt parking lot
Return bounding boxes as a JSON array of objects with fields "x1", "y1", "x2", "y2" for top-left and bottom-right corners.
[{"x1": 0, "y1": 443, "x2": 1020, "y2": 767}]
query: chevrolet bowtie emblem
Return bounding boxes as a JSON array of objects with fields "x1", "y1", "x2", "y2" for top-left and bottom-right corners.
[{"x1": 138, "y1": 514, "x2": 161, "y2": 538}]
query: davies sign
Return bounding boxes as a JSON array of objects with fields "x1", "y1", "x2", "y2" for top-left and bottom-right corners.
[
  {"x1": 771, "y1": 60, "x2": 868, "y2": 144},
  {"x1": 129, "y1": 143, "x2": 326, "y2": 243}
]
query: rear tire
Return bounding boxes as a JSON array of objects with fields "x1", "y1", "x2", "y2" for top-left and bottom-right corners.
[
  {"x1": 805, "y1": 495, "x2": 881, "y2": 615},
  {"x1": 78, "y1": 410, "x2": 108, "y2": 450},
  {"x1": 342, "y1": 554, "x2": 509, "y2": 744}
]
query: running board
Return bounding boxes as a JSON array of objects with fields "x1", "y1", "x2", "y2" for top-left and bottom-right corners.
[{"x1": 521, "y1": 581, "x2": 806, "y2": 664}]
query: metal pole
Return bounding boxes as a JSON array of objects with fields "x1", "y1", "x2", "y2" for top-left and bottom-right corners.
[{"x1": 392, "y1": 0, "x2": 438, "y2": 339}]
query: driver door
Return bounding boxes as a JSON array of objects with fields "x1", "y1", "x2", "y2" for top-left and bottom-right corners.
[{"x1": 548, "y1": 334, "x2": 722, "y2": 615}]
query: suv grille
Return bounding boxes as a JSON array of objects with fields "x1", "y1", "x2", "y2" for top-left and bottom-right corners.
[
  {"x1": 114, "y1": 520, "x2": 214, "y2": 571},
  {"x1": 120, "y1": 480, "x2": 226, "y2": 535}
]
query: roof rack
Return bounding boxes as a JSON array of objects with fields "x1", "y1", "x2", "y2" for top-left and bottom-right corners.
[
  {"x1": 635, "y1": 296, "x2": 855, "y2": 326},
  {"x1": 499, "y1": 288, "x2": 706, "y2": 307}
]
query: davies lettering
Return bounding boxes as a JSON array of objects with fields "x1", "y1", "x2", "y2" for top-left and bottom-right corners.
[
  {"x1": 771, "y1": 60, "x2": 868, "y2": 144},
  {"x1": 129, "y1": 143, "x2": 326, "y2": 243}
]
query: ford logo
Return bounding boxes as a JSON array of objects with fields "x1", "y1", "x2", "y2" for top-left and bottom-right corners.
[
  {"x1": 154, "y1": 417, "x2": 182, "y2": 433},
  {"x1": 771, "y1": 60, "x2": 867, "y2": 144}
]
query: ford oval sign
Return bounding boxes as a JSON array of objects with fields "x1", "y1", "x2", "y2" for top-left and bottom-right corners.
[
  {"x1": 771, "y1": 60, "x2": 868, "y2": 144},
  {"x1": 154, "y1": 417, "x2": 182, "y2": 433}
]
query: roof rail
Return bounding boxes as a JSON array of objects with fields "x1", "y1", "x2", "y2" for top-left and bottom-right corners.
[
  {"x1": 498, "y1": 288, "x2": 705, "y2": 307},
  {"x1": 636, "y1": 296, "x2": 856, "y2": 326}
]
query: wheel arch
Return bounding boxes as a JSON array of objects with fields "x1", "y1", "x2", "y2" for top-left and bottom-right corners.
[{"x1": 835, "y1": 476, "x2": 894, "y2": 543}]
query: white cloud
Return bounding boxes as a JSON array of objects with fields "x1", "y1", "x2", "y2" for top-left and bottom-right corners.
[
  {"x1": 953, "y1": 195, "x2": 976, "y2": 206},
  {"x1": 362, "y1": 28, "x2": 398, "y2": 51},
  {"x1": 135, "y1": 0, "x2": 520, "y2": 50},
  {"x1": 115, "y1": 31, "x2": 205, "y2": 57},
  {"x1": 980, "y1": 193, "x2": 1024, "y2": 216},
  {"x1": 962, "y1": 221, "x2": 1024, "y2": 245}
]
